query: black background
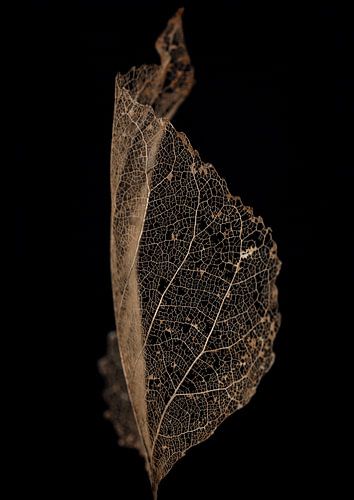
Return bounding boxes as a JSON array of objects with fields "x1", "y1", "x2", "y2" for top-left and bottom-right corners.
[{"x1": 15, "y1": 1, "x2": 352, "y2": 498}]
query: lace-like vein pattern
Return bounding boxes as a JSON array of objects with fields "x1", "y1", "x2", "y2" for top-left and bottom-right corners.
[{"x1": 101, "y1": 9, "x2": 281, "y2": 498}]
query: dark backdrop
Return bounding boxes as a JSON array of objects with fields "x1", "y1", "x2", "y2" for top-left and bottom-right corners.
[{"x1": 15, "y1": 1, "x2": 352, "y2": 499}]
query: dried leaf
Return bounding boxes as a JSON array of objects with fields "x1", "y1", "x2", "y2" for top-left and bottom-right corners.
[{"x1": 99, "y1": 8, "x2": 281, "y2": 498}]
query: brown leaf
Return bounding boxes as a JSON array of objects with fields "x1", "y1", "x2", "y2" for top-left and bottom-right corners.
[{"x1": 100, "y1": 9, "x2": 281, "y2": 499}]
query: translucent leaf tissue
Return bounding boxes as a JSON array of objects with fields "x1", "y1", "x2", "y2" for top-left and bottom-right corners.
[{"x1": 99, "y1": 9, "x2": 281, "y2": 499}]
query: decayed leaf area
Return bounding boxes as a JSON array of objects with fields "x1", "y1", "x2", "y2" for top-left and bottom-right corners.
[{"x1": 99, "y1": 9, "x2": 281, "y2": 498}]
